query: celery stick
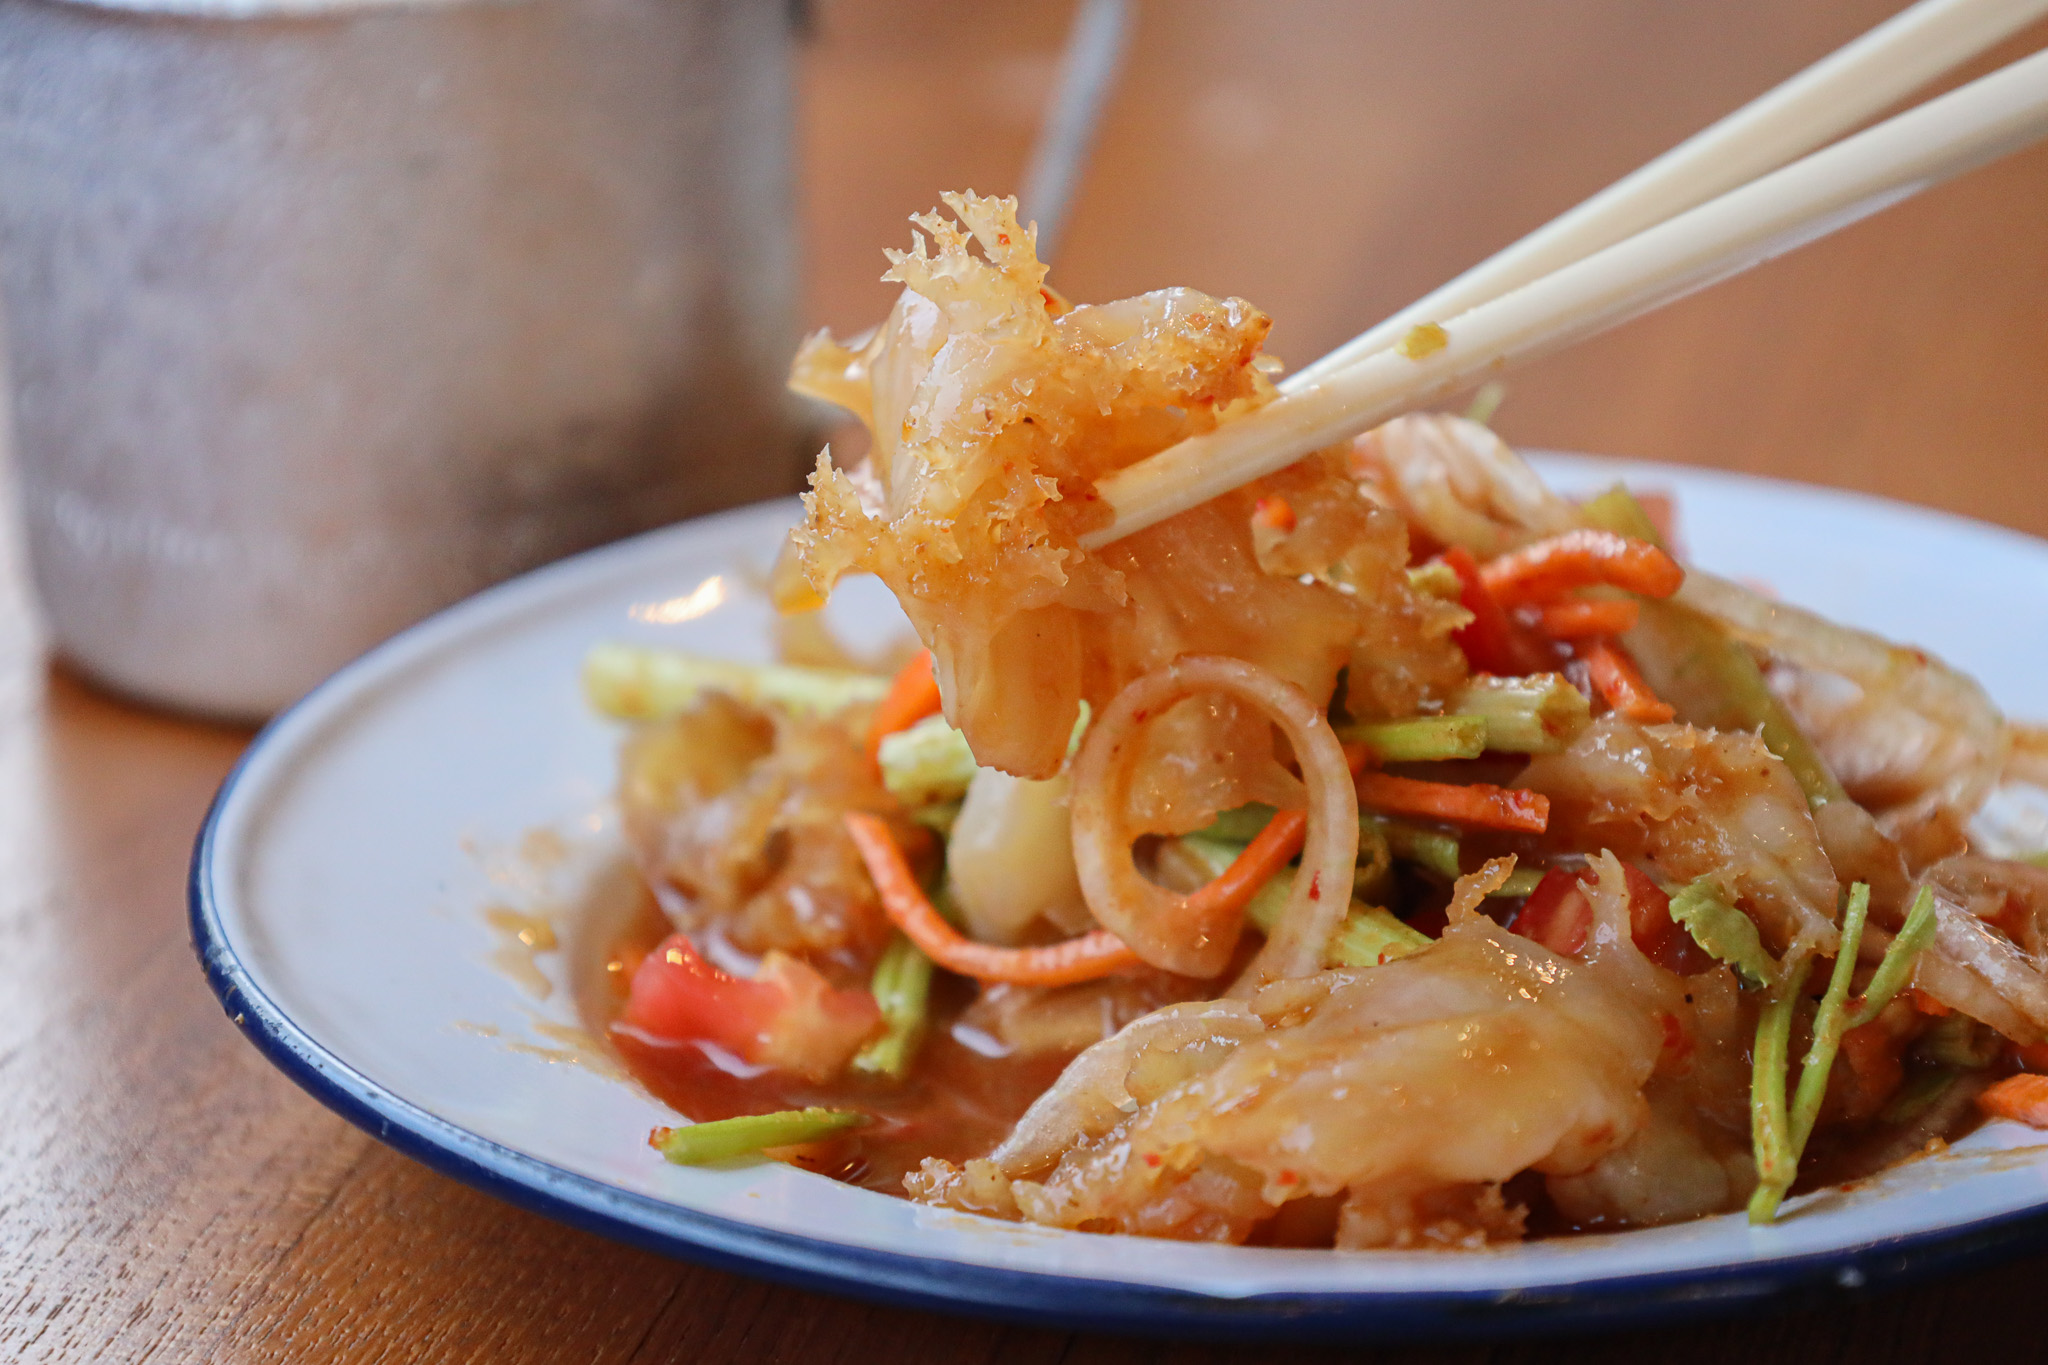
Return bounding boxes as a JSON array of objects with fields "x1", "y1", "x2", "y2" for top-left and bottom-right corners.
[
  {"x1": 1195, "y1": 804, "x2": 1281, "y2": 844},
  {"x1": 1341, "y1": 715, "x2": 1487, "y2": 763},
  {"x1": 1241, "y1": 874, "x2": 1293, "y2": 936},
  {"x1": 1493, "y1": 866, "x2": 1545, "y2": 899},
  {"x1": 584, "y1": 644, "x2": 886, "y2": 722},
  {"x1": 1174, "y1": 834, "x2": 1414, "y2": 967},
  {"x1": 651, "y1": 1108, "x2": 868, "y2": 1164},
  {"x1": 1355, "y1": 816, "x2": 1394, "y2": 903},
  {"x1": 853, "y1": 935, "x2": 934, "y2": 1080},
  {"x1": 1447, "y1": 674, "x2": 1591, "y2": 754},
  {"x1": 877, "y1": 713, "x2": 978, "y2": 806},
  {"x1": 1366, "y1": 814, "x2": 1462, "y2": 881},
  {"x1": 1327, "y1": 903, "x2": 1433, "y2": 966}
]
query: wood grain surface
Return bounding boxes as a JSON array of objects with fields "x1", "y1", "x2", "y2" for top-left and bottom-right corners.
[{"x1": 3, "y1": 1, "x2": 2046, "y2": 1360}]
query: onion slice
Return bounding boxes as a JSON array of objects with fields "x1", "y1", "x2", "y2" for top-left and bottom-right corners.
[{"x1": 1068, "y1": 656, "x2": 1359, "y2": 981}]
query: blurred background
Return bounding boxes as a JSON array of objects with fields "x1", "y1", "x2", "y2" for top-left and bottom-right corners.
[
  {"x1": 0, "y1": 0, "x2": 2044, "y2": 719},
  {"x1": 802, "y1": 0, "x2": 2048, "y2": 535}
]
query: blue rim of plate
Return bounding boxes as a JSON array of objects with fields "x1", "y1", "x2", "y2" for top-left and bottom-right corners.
[{"x1": 188, "y1": 485, "x2": 2048, "y2": 1343}]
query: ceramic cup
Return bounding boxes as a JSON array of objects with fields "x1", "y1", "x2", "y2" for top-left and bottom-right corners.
[{"x1": 0, "y1": 0, "x2": 806, "y2": 718}]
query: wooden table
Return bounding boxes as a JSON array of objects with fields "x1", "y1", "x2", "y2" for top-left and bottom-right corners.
[{"x1": 6, "y1": 1, "x2": 2046, "y2": 1359}]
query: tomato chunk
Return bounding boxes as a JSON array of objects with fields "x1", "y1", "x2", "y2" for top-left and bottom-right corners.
[
  {"x1": 1510, "y1": 864, "x2": 1713, "y2": 975},
  {"x1": 1620, "y1": 863, "x2": 1715, "y2": 976},
  {"x1": 618, "y1": 934, "x2": 881, "y2": 1082},
  {"x1": 1512, "y1": 868, "x2": 1592, "y2": 956}
]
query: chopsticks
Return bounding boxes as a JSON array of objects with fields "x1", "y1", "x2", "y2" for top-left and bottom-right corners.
[
  {"x1": 1285, "y1": 0, "x2": 2048, "y2": 391},
  {"x1": 1081, "y1": 15, "x2": 2048, "y2": 549}
]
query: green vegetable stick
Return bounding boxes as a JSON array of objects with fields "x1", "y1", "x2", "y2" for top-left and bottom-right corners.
[
  {"x1": 1493, "y1": 866, "x2": 1545, "y2": 899},
  {"x1": 1847, "y1": 886, "x2": 1939, "y2": 1030},
  {"x1": 853, "y1": 935, "x2": 935, "y2": 1080},
  {"x1": 1788, "y1": 884, "x2": 1875, "y2": 1154},
  {"x1": 1750, "y1": 884, "x2": 1937, "y2": 1223},
  {"x1": 1341, "y1": 715, "x2": 1488, "y2": 763},
  {"x1": 1195, "y1": 803, "x2": 1280, "y2": 844},
  {"x1": 1746, "y1": 987, "x2": 1799, "y2": 1225},
  {"x1": 1366, "y1": 814, "x2": 1462, "y2": 881},
  {"x1": 1446, "y1": 674, "x2": 1591, "y2": 755},
  {"x1": 1326, "y1": 903, "x2": 1433, "y2": 966},
  {"x1": 1175, "y1": 833, "x2": 1417, "y2": 968},
  {"x1": 651, "y1": 1107, "x2": 869, "y2": 1165},
  {"x1": 584, "y1": 644, "x2": 887, "y2": 722}
]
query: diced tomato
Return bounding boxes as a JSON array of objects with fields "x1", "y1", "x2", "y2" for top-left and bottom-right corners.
[
  {"x1": 1510, "y1": 863, "x2": 1713, "y2": 974},
  {"x1": 1440, "y1": 547, "x2": 1545, "y2": 676},
  {"x1": 1620, "y1": 864, "x2": 1714, "y2": 976},
  {"x1": 1512, "y1": 868, "x2": 1593, "y2": 956},
  {"x1": 617, "y1": 933, "x2": 881, "y2": 1082},
  {"x1": 2013, "y1": 1040, "x2": 2048, "y2": 1073},
  {"x1": 1405, "y1": 905, "x2": 1450, "y2": 940}
]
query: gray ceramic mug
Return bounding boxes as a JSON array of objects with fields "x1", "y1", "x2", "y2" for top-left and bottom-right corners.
[{"x1": 0, "y1": 0, "x2": 805, "y2": 719}]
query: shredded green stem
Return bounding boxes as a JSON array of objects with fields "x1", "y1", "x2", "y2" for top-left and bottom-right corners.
[
  {"x1": 1788, "y1": 884, "x2": 1873, "y2": 1157},
  {"x1": 1366, "y1": 815, "x2": 1462, "y2": 881},
  {"x1": 1748, "y1": 884, "x2": 1939, "y2": 1223},
  {"x1": 1849, "y1": 886, "x2": 1939, "y2": 1030},
  {"x1": 1747, "y1": 987, "x2": 1798, "y2": 1224},
  {"x1": 651, "y1": 1108, "x2": 869, "y2": 1165},
  {"x1": 1446, "y1": 674, "x2": 1589, "y2": 755},
  {"x1": 853, "y1": 934, "x2": 934, "y2": 1080},
  {"x1": 1342, "y1": 715, "x2": 1488, "y2": 763}
]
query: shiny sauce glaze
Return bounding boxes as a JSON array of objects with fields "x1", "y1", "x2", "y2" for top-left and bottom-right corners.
[
  {"x1": 595, "y1": 895, "x2": 1072, "y2": 1192},
  {"x1": 593, "y1": 887, "x2": 1995, "y2": 1222}
]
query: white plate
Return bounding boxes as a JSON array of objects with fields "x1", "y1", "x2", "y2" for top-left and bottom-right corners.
[{"x1": 190, "y1": 455, "x2": 2048, "y2": 1340}]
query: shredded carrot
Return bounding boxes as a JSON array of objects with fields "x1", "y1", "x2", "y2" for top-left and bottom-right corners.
[
  {"x1": 843, "y1": 812, "x2": 1143, "y2": 985},
  {"x1": 1532, "y1": 596, "x2": 1640, "y2": 639},
  {"x1": 1582, "y1": 638, "x2": 1675, "y2": 723},
  {"x1": 864, "y1": 649, "x2": 943, "y2": 767},
  {"x1": 1478, "y1": 530, "x2": 1683, "y2": 607},
  {"x1": 1353, "y1": 769, "x2": 1550, "y2": 834},
  {"x1": 1978, "y1": 1073, "x2": 2048, "y2": 1128},
  {"x1": 1191, "y1": 809, "x2": 1308, "y2": 915}
]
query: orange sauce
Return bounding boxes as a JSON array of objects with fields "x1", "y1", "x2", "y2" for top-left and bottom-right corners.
[{"x1": 596, "y1": 897, "x2": 1072, "y2": 1193}]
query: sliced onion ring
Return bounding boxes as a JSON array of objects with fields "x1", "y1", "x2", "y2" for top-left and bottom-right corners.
[{"x1": 1068, "y1": 655, "x2": 1359, "y2": 982}]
